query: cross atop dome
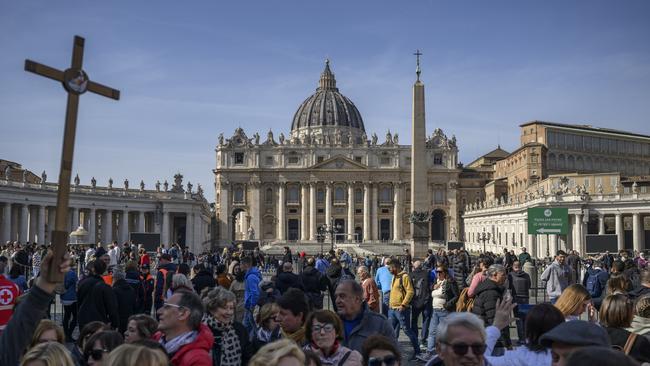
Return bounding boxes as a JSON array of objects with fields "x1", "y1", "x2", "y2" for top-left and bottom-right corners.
[
  {"x1": 414, "y1": 49, "x2": 422, "y2": 81},
  {"x1": 318, "y1": 58, "x2": 337, "y2": 91}
]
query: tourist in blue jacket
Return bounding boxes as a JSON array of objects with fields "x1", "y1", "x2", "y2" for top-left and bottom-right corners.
[
  {"x1": 242, "y1": 256, "x2": 262, "y2": 337},
  {"x1": 60, "y1": 260, "x2": 78, "y2": 341}
]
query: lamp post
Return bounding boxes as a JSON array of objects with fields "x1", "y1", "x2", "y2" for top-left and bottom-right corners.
[
  {"x1": 318, "y1": 216, "x2": 342, "y2": 253},
  {"x1": 478, "y1": 229, "x2": 491, "y2": 254}
]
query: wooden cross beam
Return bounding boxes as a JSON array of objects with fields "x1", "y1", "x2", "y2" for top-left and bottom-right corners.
[{"x1": 25, "y1": 35, "x2": 120, "y2": 282}]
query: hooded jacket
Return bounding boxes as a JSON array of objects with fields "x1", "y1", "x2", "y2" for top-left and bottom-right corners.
[
  {"x1": 472, "y1": 278, "x2": 505, "y2": 326},
  {"x1": 154, "y1": 323, "x2": 214, "y2": 366},
  {"x1": 77, "y1": 274, "x2": 120, "y2": 330},
  {"x1": 540, "y1": 261, "x2": 569, "y2": 298},
  {"x1": 244, "y1": 266, "x2": 262, "y2": 310}
]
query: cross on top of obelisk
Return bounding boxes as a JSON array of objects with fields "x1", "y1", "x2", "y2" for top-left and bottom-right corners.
[{"x1": 414, "y1": 49, "x2": 422, "y2": 81}]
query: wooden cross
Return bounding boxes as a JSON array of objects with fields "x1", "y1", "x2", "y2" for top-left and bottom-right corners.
[{"x1": 25, "y1": 35, "x2": 120, "y2": 282}]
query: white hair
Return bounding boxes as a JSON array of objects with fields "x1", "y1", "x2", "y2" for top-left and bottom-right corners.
[{"x1": 437, "y1": 312, "x2": 486, "y2": 344}]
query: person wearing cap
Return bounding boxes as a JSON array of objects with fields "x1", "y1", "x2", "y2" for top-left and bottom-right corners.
[
  {"x1": 154, "y1": 253, "x2": 176, "y2": 313},
  {"x1": 539, "y1": 320, "x2": 611, "y2": 366}
]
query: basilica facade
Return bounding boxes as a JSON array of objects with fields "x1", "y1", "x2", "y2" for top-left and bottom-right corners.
[{"x1": 214, "y1": 61, "x2": 464, "y2": 246}]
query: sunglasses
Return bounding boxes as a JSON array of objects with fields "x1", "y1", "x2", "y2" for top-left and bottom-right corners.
[
  {"x1": 87, "y1": 349, "x2": 108, "y2": 361},
  {"x1": 368, "y1": 355, "x2": 398, "y2": 366},
  {"x1": 440, "y1": 341, "x2": 487, "y2": 356}
]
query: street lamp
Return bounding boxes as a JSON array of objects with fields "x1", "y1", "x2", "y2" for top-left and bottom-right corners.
[
  {"x1": 318, "y1": 217, "x2": 342, "y2": 253},
  {"x1": 478, "y1": 229, "x2": 491, "y2": 254}
]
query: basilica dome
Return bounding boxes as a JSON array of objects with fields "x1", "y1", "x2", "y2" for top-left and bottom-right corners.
[{"x1": 291, "y1": 60, "x2": 365, "y2": 134}]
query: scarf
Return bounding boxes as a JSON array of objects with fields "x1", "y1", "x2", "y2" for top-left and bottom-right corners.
[
  {"x1": 203, "y1": 313, "x2": 241, "y2": 366},
  {"x1": 256, "y1": 327, "x2": 275, "y2": 343},
  {"x1": 282, "y1": 326, "x2": 306, "y2": 345},
  {"x1": 159, "y1": 331, "x2": 197, "y2": 355}
]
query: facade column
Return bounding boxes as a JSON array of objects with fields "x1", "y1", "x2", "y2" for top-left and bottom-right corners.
[
  {"x1": 347, "y1": 183, "x2": 355, "y2": 241},
  {"x1": 219, "y1": 183, "x2": 230, "y2": 241},
  {"x1": 138, "y1": 211, "x2": 146, "y2": 233},
  {"x1": 371, "y1": 183, "x2": 378, "y2": 240},
  {"x1": 633, "y1": 213, "x2": 643, "y2": 252},
  {"x1": 393, "y1": 183, "x2": 402, "y2": 241},
  {"x1": 574, "y1": 213, "x2": 583, "y2": 254},
  {"x1": 249, "y1": 183, "x2": 261, "y2": 241},
  {"x1": 72, "y1": 207, "x2": 79, "y2": 230},
  {"x1": 104, "y1": 210, "x2": 113, "y2": 244},
  {"x1": 88, "y1": 208, "x2": 96, "y2": 245},
  {"x1": 309, "y1": 183, "x2": 317, "y2": 241},
  {"x1": 28, "y1": 207, "x2": 38, "y2": 242},
  {"x1": 549, "y1": 234, "x2": 558, "y2": 257},
  {"x1": 277, "y1": 183, "x2": 286, "y2": 241},
  {"x1": 37, "y1": 206, "x2": 46, "y2": 244},
  {"x1": 301, "y1": 183, "x2": 309, "y2": 241},
  {"x1": 162, "y1": 211, "x2": 170, "y2": 246},
  {"x1": 325, "y1": 183, "x2": 332, "y2": 224},
  {"x1": 615, "y1": 213, "x2": 624, "y2": 251},
  {"x1": 186, "y1": 212, "x2": 194, "y2": 251},
  {"x1": 598, "y1": 214, "x2": 605, "y2": 235},
  {"x1": 121, "y1": 210, "x2": 130, "y2": 243},
  {"x1": 1, "y1": 203, "x2": 10, "y2": 243},
  {"x1": 20, "y1": 204, "x2": 28, "y2": 242},
  {"x1": 363, "y1": 183, "x2": 370, "y2": 242}
]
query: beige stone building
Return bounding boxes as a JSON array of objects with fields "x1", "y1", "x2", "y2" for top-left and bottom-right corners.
[
  {"x1": 214, "y1": 61, "x2": 462, "y2": 246},
  {"x1": 463, "y1": 121, "x2": 650, "y2": 255}
]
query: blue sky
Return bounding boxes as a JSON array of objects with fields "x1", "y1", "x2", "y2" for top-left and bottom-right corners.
[{"x1": 2, "y1": 1, "x2": 649, "y2": 201}]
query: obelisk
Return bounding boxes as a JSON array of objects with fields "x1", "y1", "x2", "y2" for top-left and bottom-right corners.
[{"x1": 410, "y1": 50, "x2": 429, "y2": 259}]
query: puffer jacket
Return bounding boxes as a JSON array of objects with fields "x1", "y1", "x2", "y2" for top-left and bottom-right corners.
[
  {"x1": 154, "y1": 324, "x2": 214, "y2": 366},
  {"x1": 471, "y1": 279, "x2": 505, "y2": 326},
  {"x1": 452, "y1": 251, "x2": 469, "y2": 289}
]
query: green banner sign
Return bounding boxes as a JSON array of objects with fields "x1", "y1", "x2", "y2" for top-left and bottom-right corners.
[{"x1": 527, "y1": 207, "x2": 568, "y2": 235}]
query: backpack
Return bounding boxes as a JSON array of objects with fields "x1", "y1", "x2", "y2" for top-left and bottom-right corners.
[
  {"x1": 456, "y1": 287, "x2": 475, "y2": 312},
  {"x1": 585, "y1": 270, "x2": 603, "y2": 298},
  {"x1": 412, "y1": 273, "x2": 431, "y2": 308}
]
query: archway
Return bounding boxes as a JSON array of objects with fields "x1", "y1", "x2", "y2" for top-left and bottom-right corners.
[
  {"x1": 230, "y1": 208, "x2": 248, "y2": 241},
  {"x1": 430, "y1": 209, "x2": 446, "y2": 241}
]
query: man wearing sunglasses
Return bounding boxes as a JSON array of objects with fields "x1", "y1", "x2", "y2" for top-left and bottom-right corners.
[{"x1": 426, "y1": 312, "x2": 492, "y2": 366}]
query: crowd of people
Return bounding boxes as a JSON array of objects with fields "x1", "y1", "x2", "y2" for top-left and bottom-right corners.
[{"x1": 0, "y1": 239, "x2": 649, "y2": 366}]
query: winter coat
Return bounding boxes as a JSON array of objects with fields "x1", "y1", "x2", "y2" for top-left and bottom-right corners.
[
  {"x1": 276, "y1": 271, "x2": 305, "y2": 294},
  {"x1": 155, "y1": 263, "x2": 177, "y2": 303},
  {"x1": 60, "y1": 270, "x2": 78, "y2": 303},
  {"x1": 341, "y1": 303, "x2": 397, "y2": 353},
  {"x1": 605, "y1": 326, "x2": 650, "y2": 363},
  {"x1": 301, "y1": 265, "x2": 328, "y2": 309},
  {"x1": 540, "y1": 261, "x2": 569, "y2": 298},
  {"x1": 471, "y1": 279, "x2": 505, "y2": 326},
  {"x1": 508, "y1": 270, "x2": 531, "y2": 303},
  {"x1": 442, "y1": 278, "x2": 460, "y2": 312},
  {"x1": 112, "y1": 278, "x2": 137, "y2": 334},
  {"x1": 452, "y1": 251, "x2": 470, "y2": 288},
  {"x1": 205, "y1": 320, "x2": 252, "y2": 366},
  {"x1": 244, "y1": 267, "x2": 262, "y2": 310},
  {"x1": 582, "y1": 267, "x2": 609, "y2": 306},
  {"x1": 125, "y1": 270, "x2": 146, "y2": 313},
  {"x1": 192, "y1": 270, "x2": 216, "y2": 295},
  {"x1": 628, "y1": 285, "x2": 650, "y2": 300},
  {"x1": 484, "y1": 326, "x2": 550, "y2": 366},
  {"x1": 303, "y1": 344, "x2": 363, "y2": 366},
  {"x1": 518, "y1": 252, "x2": 532, "y2": 264},
  {"x1": 77, "y1": 275, "x2": 120, "y2": 330},
  {"x1": 153, "y1": 324, "x2": 214, "y2": 366}
]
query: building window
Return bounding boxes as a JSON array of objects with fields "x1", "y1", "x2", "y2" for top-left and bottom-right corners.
[
  {"x1": 265, "y1": 156, "x2": 274, "y2": 166},
  {"x1": 434, "y1": 189, "x2": 444, "y2": 204},
  {"x1": 380, "y1": 187, "x2": 392, "y2": 203},
  {"x1": 317, "y1": 189, "x2": 325, "y2": 203},
  {"x1": 234, "y1": 186, "x2": 245, "y2": 203},
  {"x1": 288, "y1": 156, "x2": 300, "y2": 164},
  {"x1": 355, "y1": 188, "x2": 363, "y2": 203},
  {"x1": 354, "y1": 156, "x2": 362, "y2": 163},
  {"x1": 334, "y1": 187, "x2": 345, "y2": 201},
  {"x1": 234, "y1": 152, "x2": 245, "y2": 165},
  {"x1": 265, "y1": 188, "x2": 273, "y2": 204},
  {"x1": 287, "y1": 186, "x2": 299, "y2": 203},
  {"x1": 434, "y1": 154, "x2": 443, "y2": 165},
  {"x1": 316, "y1": 156, "x2": 324, "y2": 163},
  {"x1": 380, "y1": 157, "x2": 391, "y2": 166}
]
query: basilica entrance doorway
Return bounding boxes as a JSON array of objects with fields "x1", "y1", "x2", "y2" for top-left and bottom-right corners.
[
  {"x1": 335, "y1": 219, "x2": 345, "y2": 242},
  {"x1": 380, "y1": 219, "x2": 390, "y2": 241},
  {"x1": 231, "y1": 208, "x2": 248, "y2": 241},
  {"x1": 355, "y1": 226, "x2": 363, "y2": 243},
  {"x1": 288, "y1": 219, "x2": 299, "y2": 241},
  {"x1": 431, "y1": 209, "x2": 446, "y2": 241}
]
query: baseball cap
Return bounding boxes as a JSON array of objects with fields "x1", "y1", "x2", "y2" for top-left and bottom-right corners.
[{"x1": 540, "y1": 320, "x2": 610, "y2": 348}]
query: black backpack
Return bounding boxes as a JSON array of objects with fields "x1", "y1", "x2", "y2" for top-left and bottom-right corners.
[{"x1": 411, "y1": 272, "x2": 431, "y2": 308}]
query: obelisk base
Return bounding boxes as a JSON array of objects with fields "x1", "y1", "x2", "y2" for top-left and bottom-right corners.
[{"x1": 410, "y1": 222, "x2": 430, "y2": 259}]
